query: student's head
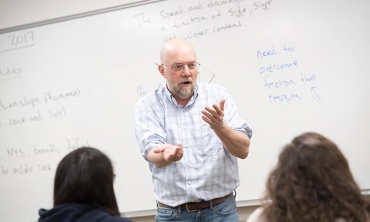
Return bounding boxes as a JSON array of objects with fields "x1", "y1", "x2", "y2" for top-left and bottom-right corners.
[
  {"x1": 158, "y1": 38, "x2": 198, "y2": 103},
  {"x1": 263, "y1": 132, "x2": 370, "y2": 221},
  {"x1": 53, "y1": 147, "x2": 119, "y2": 216}
]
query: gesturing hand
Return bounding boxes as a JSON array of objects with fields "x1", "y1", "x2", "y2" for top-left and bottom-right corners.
[
  {"x1": 153, "y1": 143, "x2": 184, "y2": 163},
  {"x1": 201, "y1": 99, "x2": 225, "y2": 130}
]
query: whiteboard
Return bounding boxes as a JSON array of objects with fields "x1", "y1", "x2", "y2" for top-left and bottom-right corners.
[{"x1": 1, "y1": 0, "x2": 370, "y2": 221}]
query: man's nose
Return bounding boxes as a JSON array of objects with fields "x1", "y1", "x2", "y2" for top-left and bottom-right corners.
[{"x1": 181, "y1": 65, "x2": 191, "y2": 76}]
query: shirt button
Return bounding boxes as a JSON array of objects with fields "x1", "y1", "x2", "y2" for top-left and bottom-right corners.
[{"x1": 187, "y1": 181, "x2": 192, "y2": 185}]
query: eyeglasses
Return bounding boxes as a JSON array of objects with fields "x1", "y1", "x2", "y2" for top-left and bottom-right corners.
[{"x1": 162, "y1": 62, "x2": 199, "y2": 72}]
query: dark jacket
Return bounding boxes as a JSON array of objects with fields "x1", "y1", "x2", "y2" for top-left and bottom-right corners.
[{"x1": 38, "y1": 203, "x2": 132, "y2": 222}]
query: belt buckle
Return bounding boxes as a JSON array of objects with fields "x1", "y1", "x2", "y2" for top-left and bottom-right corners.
[{"x1": 185, "y1": 203, "x2": 197, "y2": 212}]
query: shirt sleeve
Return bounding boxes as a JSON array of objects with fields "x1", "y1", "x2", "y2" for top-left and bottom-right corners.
[
  {"x1": 134, "y1": 94, "x2": 166, "y2": 163},
  {"x1": 222, "y1": 88, "x2": 253, "y2": 139}
]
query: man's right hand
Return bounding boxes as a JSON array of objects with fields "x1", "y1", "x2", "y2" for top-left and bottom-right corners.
[{"x1": 148, "y1": 143, "x2": 184, "y2": 168}]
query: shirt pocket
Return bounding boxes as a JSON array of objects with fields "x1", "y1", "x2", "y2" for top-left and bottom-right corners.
[{"x1": 195, "y1": 123, "x2": 223, "y2": 157}]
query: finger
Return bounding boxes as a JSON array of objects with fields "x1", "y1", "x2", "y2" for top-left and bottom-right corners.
[
  {"x1": 212, "y1": 104, "x2": 223, "y2": 116},
  {"x1": 175, "y1": 154, "x2": 183, "y2": 161},
  {"x1": 205, "y1": 106, "x2": 220, "y2": 118},
  {"x1": 201, "y1": 115, "x2": 212, "y2": 125},
  {"x1": 177, "y1": 148, "x2": 184, "y2": 156},
  {"x1": 204, "y1": 105, "x2": 215, "y2": 113},
  {"x1": 202, "y1": 109, "x2": 214, "y2": 120},
  {"x1": 219, "y1": 99, "x2": 225, "y2": 111},
  {"x1": 174, "y1": 146, "x2": 182, "y2": 153}
]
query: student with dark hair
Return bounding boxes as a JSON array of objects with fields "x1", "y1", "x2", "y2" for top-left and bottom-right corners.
[
  {"x1": 247, "y1": 132, "x2": 370, "y2": 222},
  {"x1": 38, "y1": 147, "x2": 132, "y2": 222}
]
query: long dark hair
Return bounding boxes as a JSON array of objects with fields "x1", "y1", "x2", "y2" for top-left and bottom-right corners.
[
  {"x1": 54, "y1": 147, "x2": 120, "y2": 216},
  {"x1": 262, "y1": 132, "x2": 370, "y2": 222}
]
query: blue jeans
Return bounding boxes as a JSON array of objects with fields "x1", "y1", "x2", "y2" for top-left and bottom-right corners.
[{"x1": 155, "y1": 195, "x2": 239, "y2": 222}]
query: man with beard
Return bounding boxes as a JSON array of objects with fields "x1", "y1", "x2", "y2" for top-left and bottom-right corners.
[{"x1": 134, "y1": 38, "x2": 252, "y2": 222}]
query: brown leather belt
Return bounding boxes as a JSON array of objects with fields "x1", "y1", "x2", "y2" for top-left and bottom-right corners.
[{"x1": 157, "y1": 192, "x2": 233, "y2": 212}]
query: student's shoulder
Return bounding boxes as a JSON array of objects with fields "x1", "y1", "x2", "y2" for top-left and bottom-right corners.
[
  {"x1": 246, "y1": 207, "x2": 266, "y2": 222},
  {"x1": 100, "y1": 216, "x2": 132, "y2": 222},
  {"x1": 78, "y1": 206, "x2": 132, "y2": 222},
  {"x1": 96, "y1": 211, "x2": 132, "y2": 222}
]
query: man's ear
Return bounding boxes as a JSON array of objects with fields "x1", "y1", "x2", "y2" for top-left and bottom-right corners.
[{"x1": 158, "y1": 65, "x2": 166, "y2": 78}]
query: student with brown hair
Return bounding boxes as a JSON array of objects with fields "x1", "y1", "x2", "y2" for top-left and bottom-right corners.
[
  {"x1": 38, "y1": 147, "x2": 132, "y2": 222},
  {"x1": 247, "y1": 132, "x2": 370, "y2": 222}
]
